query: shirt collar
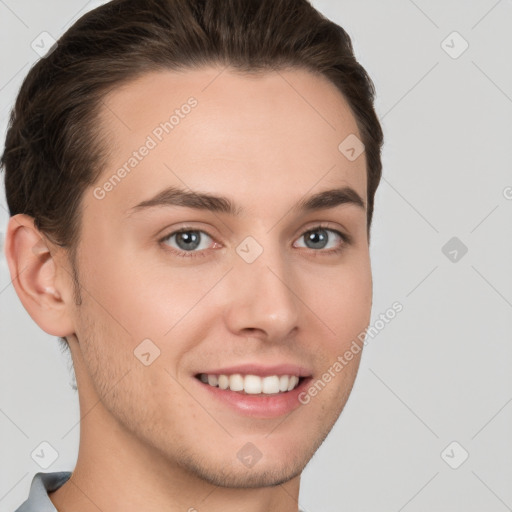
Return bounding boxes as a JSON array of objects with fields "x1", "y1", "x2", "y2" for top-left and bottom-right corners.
[{"x1": 15, "y1": 471, "x2": 71, "y2": 512}]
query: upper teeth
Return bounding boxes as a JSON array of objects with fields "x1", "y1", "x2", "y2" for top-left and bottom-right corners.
[{"x1": 199, "y1": 373, "x2": 300, "y2": 394}]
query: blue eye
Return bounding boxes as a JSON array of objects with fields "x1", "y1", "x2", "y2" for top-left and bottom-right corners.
[
  {"x1": 160, "y1": 229, "x2": 214, "y2": 257},
  {"x1": 294, "y1": 227, "x2": 344, "y2": 251}
]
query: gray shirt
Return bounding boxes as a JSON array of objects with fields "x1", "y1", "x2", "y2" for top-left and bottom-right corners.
[{"x1": 15, "y1": 472, "x2": 308, "y2": 511}]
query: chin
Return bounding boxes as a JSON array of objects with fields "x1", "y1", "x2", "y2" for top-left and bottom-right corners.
[
  {"x1": 196, "y1": 461, "x2": 305, "y2": 489},
  {"x1": 176, "y1": 447, "x2": 310, "y2": 489}
]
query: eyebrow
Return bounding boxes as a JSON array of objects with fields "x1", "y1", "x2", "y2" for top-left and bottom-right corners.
[{"x1": 126, "y1": 185, "x2": 365, "y2": 217}]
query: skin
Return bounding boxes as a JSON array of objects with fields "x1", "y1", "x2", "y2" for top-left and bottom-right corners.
[{"x1": 5, "y1": 66, "x2": 372, "y2": 512}]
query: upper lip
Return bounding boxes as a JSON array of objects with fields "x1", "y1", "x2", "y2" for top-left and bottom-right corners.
[{"x1": 196, "y1": 363, "x2": 313, "y2": 378}]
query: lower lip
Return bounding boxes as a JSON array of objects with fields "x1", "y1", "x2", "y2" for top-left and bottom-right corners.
[{"x1": 193, "y1": 376, "x2": 313, "y2": 418}]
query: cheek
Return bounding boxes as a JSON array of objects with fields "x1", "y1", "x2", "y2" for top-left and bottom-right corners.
[
  {"x1": 79, "y1": 242, "x2": 209, "y2": 341},
  {"x1": 305, "y1": 256, "x2": 372, "y2": 347}
]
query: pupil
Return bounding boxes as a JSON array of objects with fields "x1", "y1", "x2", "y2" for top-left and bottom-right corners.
[
  {"x1": 306, "y1": 229, "x2": 327, "y2": 249},
  {"x1": 177, "y1": 231, "x2": 200, "y2": 250}
]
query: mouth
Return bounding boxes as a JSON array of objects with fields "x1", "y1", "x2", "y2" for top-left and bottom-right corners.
[{"x1": 192, "y1": 365, "x2": 314, "y2": 417}]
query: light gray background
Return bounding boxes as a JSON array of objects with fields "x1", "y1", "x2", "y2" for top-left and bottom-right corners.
[{"x1": 1, "y1": 1, "x2": 511, "y2": 511}]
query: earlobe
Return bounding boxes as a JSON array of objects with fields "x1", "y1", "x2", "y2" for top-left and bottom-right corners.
[{"x1": 4, "y1": 213, "x2": 75, "y2": 337}]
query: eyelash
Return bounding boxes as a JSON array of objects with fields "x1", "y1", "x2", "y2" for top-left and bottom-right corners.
[{"x1": 158, "y1": 223, "x2": 351, "y2": 259}]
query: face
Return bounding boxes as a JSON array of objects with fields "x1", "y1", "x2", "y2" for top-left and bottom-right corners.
[{"x1": 65, "y1": 66, "x2": 372, "y2": 487}]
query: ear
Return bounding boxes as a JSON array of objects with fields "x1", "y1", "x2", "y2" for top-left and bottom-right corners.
[{"x1": 4, "y1": 214, "x2": 76, "y2": 337}]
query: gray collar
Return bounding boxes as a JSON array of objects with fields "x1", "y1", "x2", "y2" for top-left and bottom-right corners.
[{"x1": 15, "y1": 472, "x2": 71, "y2": 512}]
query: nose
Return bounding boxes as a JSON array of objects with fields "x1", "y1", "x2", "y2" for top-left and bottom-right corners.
[{"x1": 222, "y1": 241, "x2": 301, "y2": 342}]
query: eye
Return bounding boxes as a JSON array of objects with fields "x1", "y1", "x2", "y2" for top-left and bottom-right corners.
[
  {"x1": 160, "y1": 228, "x2": 216, "y2": 257},
  {"x1": 159, "y1": 224, "x2": 349, "y2": 259},
  {"x1": 293, "y1": 226, "x2": 347, "y2": 253}
]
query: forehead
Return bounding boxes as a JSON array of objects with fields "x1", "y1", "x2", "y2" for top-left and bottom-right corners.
[{"x1": 90, "y1": 66, "x2": 367, "y2": 220}]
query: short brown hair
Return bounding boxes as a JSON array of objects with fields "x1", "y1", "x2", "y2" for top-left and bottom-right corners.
[{"x1": 1, "y1": 0, "x2": 383, "y2": 344}]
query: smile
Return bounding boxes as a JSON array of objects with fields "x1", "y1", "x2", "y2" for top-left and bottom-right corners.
[{"x1": 193, "y1": 372, "x2": 313, "y2": 418}]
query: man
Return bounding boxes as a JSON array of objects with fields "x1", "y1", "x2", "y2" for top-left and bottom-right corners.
[{"x1": 2, "y1": 0, "x2": 383, "y2": 510}]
